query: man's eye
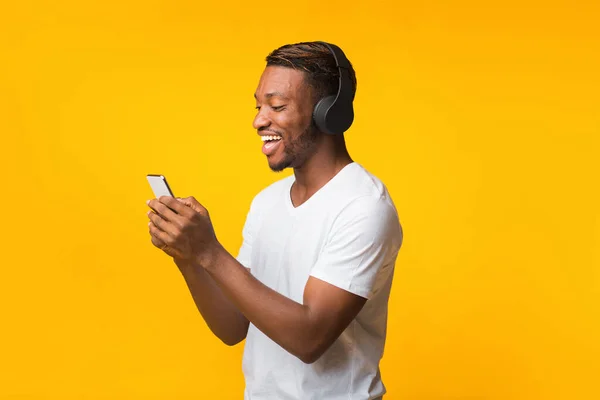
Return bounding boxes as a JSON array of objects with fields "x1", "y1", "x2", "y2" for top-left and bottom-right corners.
[{"x1": 272, "y1": 105, "x2": 285, "y2": 111}]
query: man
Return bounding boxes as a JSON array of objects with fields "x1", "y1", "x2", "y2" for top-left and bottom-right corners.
[{"x1": 146, "y1": 41, "x2": 403, "y2": 400}]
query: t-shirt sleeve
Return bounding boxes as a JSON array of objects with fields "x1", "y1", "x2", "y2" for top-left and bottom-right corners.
[{"x1": 309, "y1": 196, "x2": 402, "y2": 299}]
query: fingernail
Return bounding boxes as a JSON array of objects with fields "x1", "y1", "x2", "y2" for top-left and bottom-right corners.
[{"x1": 146, "y1": 200, "x2": 150, "y2": 205}]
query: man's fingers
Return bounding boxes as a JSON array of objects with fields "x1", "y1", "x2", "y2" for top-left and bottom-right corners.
[
  {"x1": 158, "y1": 196, "x2": 195, "y2": 217},
  {"x1": 149, "y1": 224, "x2": 170, "y2": 250},
  {"x1": 176, "y1": 196, "x2": 208, "y2": 215},
  {"x1": 147, "y1": 211, "x2": 180, "y2": 238},
  {"x1": 149, "y1": 221, "x2": 169, "y2": 245},
  {"x1": 148, "y1": 222, "x2": 181, "y2": 258},
  {"x1": 149, "y1": 221, "x2": 182, "y2": 258},
  {"x1": 150, "y1": 229, "x2": 166, "y2": 248},
  {"x1": 147, "y1": 198, "x2": 187, "y2": 227}
]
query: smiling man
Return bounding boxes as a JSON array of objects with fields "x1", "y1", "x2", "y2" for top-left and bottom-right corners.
[{"x1": 147, "y1": 41, "x2": 403, "y2": 400}]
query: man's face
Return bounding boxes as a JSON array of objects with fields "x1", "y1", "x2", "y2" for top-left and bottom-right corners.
[{"x1": 253, "y1": 66, "x2": 320, "y2": 172}]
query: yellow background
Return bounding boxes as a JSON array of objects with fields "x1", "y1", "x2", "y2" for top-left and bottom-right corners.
[{"x1": 1, "y1": 1, "x2": 598, "y2": 399}]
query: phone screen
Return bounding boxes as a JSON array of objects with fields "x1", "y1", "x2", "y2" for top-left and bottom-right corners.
[{"x1": 147, "y1": 174, "x2": 174, "y2": 198}]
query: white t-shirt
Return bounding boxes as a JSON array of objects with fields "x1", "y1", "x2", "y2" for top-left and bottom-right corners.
[{"x1": 236, "y1": 162, "x2": 403, "y2": 400}]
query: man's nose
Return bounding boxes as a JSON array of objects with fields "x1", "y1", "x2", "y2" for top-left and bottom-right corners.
[{"x1": 253, "y1": 110, "x2": 270, "y2": 130}]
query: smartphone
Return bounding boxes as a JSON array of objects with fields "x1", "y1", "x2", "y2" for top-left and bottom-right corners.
[{"x1": 147, "y1": 174, "x2": 175, "y2": 198}]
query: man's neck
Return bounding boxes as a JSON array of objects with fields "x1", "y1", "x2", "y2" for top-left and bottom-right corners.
[{"x1": 290, "y1": 137, "x2": 353, "y2": 207}]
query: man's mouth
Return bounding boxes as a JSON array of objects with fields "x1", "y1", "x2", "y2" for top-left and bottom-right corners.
[{"x1": 261, "y1": 134, "x2": 282, "y2": 156}]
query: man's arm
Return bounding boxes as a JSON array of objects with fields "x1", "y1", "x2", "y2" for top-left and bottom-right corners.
[
  {"x1": 149, "y1": 198, "x2": 366, "y2": 363},
  {"x1": 174, "y1": 258, "x2": 250, "y2": 346},
  {"x1": 202, "y1": 249, "x2": 367, "y2": 364}
]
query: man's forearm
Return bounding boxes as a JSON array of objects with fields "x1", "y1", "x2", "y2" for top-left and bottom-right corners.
[
  {"x1": 202, "y1": 248, "x2": 322, "y2": 363},
  {"x1": 175, "y1": 258, "x2": 249, "y2": 346}
]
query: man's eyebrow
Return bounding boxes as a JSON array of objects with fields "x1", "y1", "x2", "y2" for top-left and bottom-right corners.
[{"x1": 254, "y1": 91, "x2": 289, "y2": 100}]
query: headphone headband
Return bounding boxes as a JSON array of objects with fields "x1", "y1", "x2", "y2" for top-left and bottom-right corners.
[{"x1": 316, "y1": 41, "x2": 354, "y2": 102}]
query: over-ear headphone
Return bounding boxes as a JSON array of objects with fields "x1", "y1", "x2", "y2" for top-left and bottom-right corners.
[{"x1": 312, "y1": 41, "x2": 355, "y2": 135}]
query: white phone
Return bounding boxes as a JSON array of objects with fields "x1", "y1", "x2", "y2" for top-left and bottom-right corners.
[{"x1": 147, "y1": 174, "x2": 175, "y2": 198}]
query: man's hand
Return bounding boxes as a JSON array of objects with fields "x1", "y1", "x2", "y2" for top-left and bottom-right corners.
[{"x1": 146, "y1": 196, "x2": 221, "y2": 267}]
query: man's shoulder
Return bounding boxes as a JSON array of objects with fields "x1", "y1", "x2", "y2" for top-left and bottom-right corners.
[
  {"x1": 333, "y1": 163, "x2": 396, "y2": 209},
  {"x1": 333, "y1": 163, "x2": 402, "y2": 243}
]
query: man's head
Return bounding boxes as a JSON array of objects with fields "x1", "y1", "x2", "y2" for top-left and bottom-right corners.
[{"x1": 253, "y1": 41, "x2": 357, "y2": 172}]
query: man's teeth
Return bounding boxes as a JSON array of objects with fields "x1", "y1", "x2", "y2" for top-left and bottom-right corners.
[{"x1": 261, "y1": 135, "x2": 282, "y2": 142}]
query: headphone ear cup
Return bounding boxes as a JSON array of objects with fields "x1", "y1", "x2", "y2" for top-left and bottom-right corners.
[{"x1": 312, "y1": 96, "x2": 336, "y2": 135}]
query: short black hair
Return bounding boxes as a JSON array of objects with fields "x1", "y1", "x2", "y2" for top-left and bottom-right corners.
[{"x1": 265, "y1": 41, "x2": 357, "y2": 103}]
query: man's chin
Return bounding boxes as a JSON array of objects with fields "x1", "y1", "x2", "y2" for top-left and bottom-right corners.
[{"x1": 268, "y1": 157, "x2": 291, "y2": 172}]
